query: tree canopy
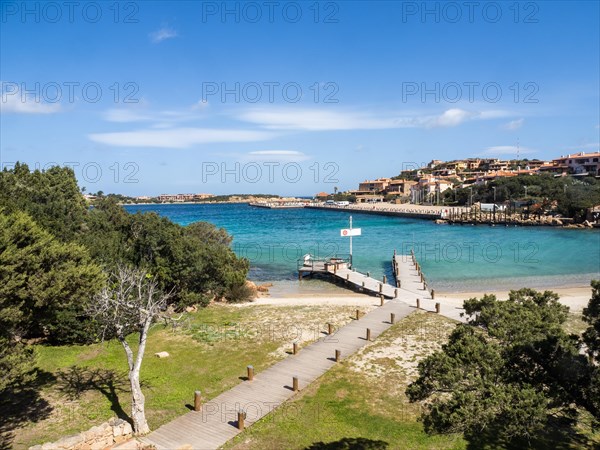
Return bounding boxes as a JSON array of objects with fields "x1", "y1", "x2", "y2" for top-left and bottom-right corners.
[
  {"x1": 0, "y1": 163, "x2": 250, "y2": 351},
  {"x1": 406, "y1": 287, "x2": 600, "y2": 446},
  {"x1": 0, "y1": 210, "x2": 104, "y2": 344}
]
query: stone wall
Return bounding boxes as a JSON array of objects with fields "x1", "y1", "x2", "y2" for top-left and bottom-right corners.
[{"x1": 29, "y1": 418, "x2": 133, "y2": 450}]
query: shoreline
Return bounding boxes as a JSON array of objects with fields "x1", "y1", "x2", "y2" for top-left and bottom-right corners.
[
  {"x1": 248, "y1": 279, "x2": 595, "y2": 312},
  {"x1": 120, "y1": 201, "x2": 252, "y2": 206},
  {"x1": 308, "y1": 204, "x2": 599, "y2": 229}
]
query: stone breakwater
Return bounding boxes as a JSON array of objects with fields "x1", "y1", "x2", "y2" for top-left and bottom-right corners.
[
  {"x1": 308, "y1": 204, "x2": 598, "y2": 228},
  {"x1": 29, "y1": 418, "x2": 133, "y2": 450}
]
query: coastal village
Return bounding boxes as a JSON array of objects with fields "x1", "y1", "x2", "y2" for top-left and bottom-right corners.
[
  {"x1": 106, "y1": 152, "x2": 600, "y2": 227},
  {"x1": 112, "y1": 152, "x2": 599, "y2": 206},
  {"x1": 325, "y1": 151, "x2": 600, "y2": 204}
]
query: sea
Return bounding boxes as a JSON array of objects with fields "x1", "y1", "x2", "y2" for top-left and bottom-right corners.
[{"x1": 124, "y1": 203, "x2": 600, "y2": 293}]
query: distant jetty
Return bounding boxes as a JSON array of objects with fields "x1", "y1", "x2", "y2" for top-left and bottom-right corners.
[
  {"x1": 305, "y1": 203, "x2": 598, "y2": 228},
  {"x1": 306, "y1": 203, "x2": 446, "y2": 220},
  {"x1": 249, "y1": 201, "x2": 309, "y2": 209}
]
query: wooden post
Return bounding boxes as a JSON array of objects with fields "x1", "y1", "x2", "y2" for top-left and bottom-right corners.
[
  {"x1": 394, "y1": 288, "x2": 398, "y2": 298},
  {"x1": 416, "y1": 298, "x2": 421, "y2": 309},
  {"x1": 366, "y1": 328, "x2": 371, "y2": 341},
  {"x1": 334, "y1": 266, "x2": 337, "y2": 275},
  {"x1": 367, "y1": 271, "x2": 370, "y2": 277},
  {"x1": 293, "y1": 376, "x2": 299, "y2": 392},
  {"x1": 346, "y1": 274, "x2": 350, "y2": 281},
  {"x1": 194, "y1": 390, "x2": 202, "y2": 412},
  {"x1": 356, "y1": 309, "x2": 360, "y2": 320},
  {"x1": 237, "y1": 410, "x2": 246, "y2": 430},
  {"x1": 335, "y1": 349, "x2": 341, "y2": 362},
  {"x1": 390, "y1": 313, "x2": 396, "y2": 324},
  {"x1": 431, "y1": 289, "x2": 435, "y2": 299},
  {"x1": 293, "y1": 342, "x2": 298, "y2": 355},
  {"x1": 380, "y1": 295, "x2": 384, "y2": 306},
  {"x1": 435, "y1": 302, "x2": 440, "y2": 313},
  {"x1": 247, "y1": 365, "x2": 254, "y2": 381},
  {"x1": 327, "y1": 323, "x2": 333, "y2": 335},
  {"x1": 383, "y1": 275, "x2": 387, "y2": 284},
  {"x1": 379, "y1": 283, "x2": 383, "y2": 293},
  {"x1": 361, "y1": 281, "x2": 365, "y2": 289}
]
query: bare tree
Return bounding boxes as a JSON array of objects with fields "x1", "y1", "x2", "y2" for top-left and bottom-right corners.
[{"x1": 89, "y1": 266, "x2": 171, "y2": 434}]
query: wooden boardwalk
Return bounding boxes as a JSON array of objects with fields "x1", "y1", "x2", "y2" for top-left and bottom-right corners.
[
  {"x1": 299, "y1": 252, "x2": 432, "y2": 300},
  {"x1": 392, "y1": 252, "x2": 432, "y2": 296},
  {"x1": 327, "y1": 266, "x2": 399, "y2": 298},
  {"x1": 139, "y1": 300, "x2": 414, "y2": 450},
  {"x1": 299, "y1": 253, "x2": 465, "y2": 323}
]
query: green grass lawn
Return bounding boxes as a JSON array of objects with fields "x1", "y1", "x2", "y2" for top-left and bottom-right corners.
[
  {"x1": 224, "y1": 309, "x2": 600, "y2": 450},
  {"x1": 5, "y1": 302, "x2": 598, "y2": 450},
  {"x1": 225, "y1": 311, "x2": 467, "y2": 450},
  {"x1": 5, "y1": 303, "x2": 367, "y2": 449}
]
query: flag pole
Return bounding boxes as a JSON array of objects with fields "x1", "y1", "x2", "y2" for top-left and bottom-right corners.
[{"x1": 349, "y1": 215, "x2": 353, "y2": 266}]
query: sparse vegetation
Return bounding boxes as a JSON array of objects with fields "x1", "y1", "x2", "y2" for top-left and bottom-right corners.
[
  {"x1": 225, "y1": 311, "x2": 466, "y2": 450},
  {"x1": 0, "y1": 303, "x2": 364, "y2": 449}
]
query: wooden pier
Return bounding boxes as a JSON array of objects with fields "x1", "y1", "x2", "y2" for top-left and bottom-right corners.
[
  {"x1": 298, "y1": 251, "x2": 434, "y2": 300},
  {"x1": 139, "y1": 300, "x2": 414, "y2": 450},
  {"x1": 392, "y1": 249, "x2": 434, "y2": 297}
]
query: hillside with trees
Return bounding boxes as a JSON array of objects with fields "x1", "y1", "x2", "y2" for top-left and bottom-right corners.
[{"x1": 0, "y1": 163, "x2": 250, "y2": 387}]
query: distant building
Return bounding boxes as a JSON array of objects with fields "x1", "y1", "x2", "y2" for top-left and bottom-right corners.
[
  {"x1": 315, "y1": 192, "x2": 330, "y2": 200},
  {"x1": 489, "y1": 160, "x2": 510, "y2": 171},
  {"x1": 465, "y1": 158, "x2": 483, "y2": 170},
  {"x1": 358, "y1": 178, "x2": 391, "y2": 193},
  {"x1": 386, "y1": 179, "x2": 417, "y2": 196},
  {"x1": 445, "y1": 160, "x2": 468, "y2": 171},
  {"x1": 158, "y1": 193, "x2": 215, "y2": 202},
  {"x1": 539, "y1": 152, "x2": 600, "y2": 176},
  {"x1": 355, "y1": 194, "x2": 385, "y2": 203},
  {"x1": 410, "y1": 178, "x2": 453, "y2": 203}
]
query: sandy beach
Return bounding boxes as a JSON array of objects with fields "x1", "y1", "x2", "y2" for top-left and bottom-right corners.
[{"x1": 242, "y1": 281, "x2": 594, "y2": 313}]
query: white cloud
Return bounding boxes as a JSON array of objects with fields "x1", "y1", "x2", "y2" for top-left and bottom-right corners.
[
  {"x1": 88, "y1": 128, "x2": 276, "y2": 148},
  {"x1": 103, "y1": 104, "x2": 208, "y2": 124},
  {"x1": 245, "y1": 150, "x2": 311, "y2": 162},
  {"x1": 426, "y1": 108, "x2": 472, "y2": 127},
  {"x1": 502, "y1": 118, "x2": 524, "y2": 130},
  {"x1": 237, "y1": 108, "x2": 392, "y2": 131},
  {"x1": 481, "y1": 145, "x2": 536, "y2": 156},
  {"x1": 192, "y1": 99, "x2": 209, "y2": 110},
  {"x1": 475, "y1": 110, "x2": 515, "y2": 120},
  {"x1": 0, "y1": 83, "x2": 61, "y2": 115},
  {"x1": 236, "y1": 107, "x2": 509, "y2": 131},
  {"x1": 149, "y1": 27, "x2": 178, "y2": 43}
]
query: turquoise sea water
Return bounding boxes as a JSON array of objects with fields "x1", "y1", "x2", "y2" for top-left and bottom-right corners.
[{"x1": 124, "y1": 204, "x2": 600, "y2": 292}]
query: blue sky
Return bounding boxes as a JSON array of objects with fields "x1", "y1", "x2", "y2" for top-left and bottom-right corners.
[{"x1": 1, "y1": 1, "x2": 599, "y2": 196}]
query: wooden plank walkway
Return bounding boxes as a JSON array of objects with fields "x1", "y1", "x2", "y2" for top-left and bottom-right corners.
[
  {"x1": 327, "y1": 266, "x2": 399, "y2": 299},
  {"x1": 392, "y1": 253, "x2": 468, "y2": 323},
  {"x1": 392, "y1": 252, "x2": 432, "y2": 296},
  {"x1": 139, "y1": 300, "x2": 414, "y2": 450}
]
